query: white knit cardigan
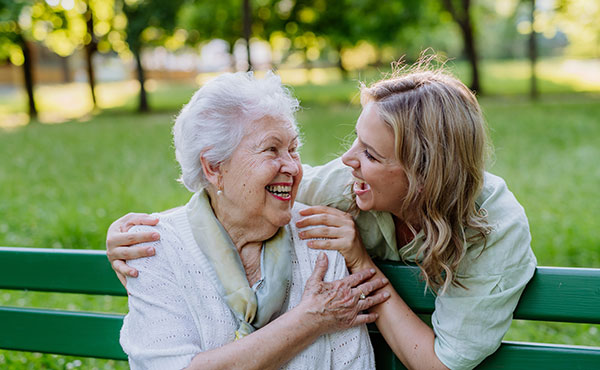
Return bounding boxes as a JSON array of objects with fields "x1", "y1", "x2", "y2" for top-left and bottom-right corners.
[{"x1": 120, "y1": 202, "x2": 375, "y2": 370}]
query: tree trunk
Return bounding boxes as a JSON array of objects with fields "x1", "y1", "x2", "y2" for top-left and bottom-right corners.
[
  {"x1": 461, "y1": 16, "x2": 481, "y2": 93},
  {"x1": 85, "y1": 8, "x2": 98, "y2": 107},
  {"x1": 243, "y1": 0, "x2": 252, "y2": 71},
  {"x1": 441, "y1": 0, "x2": 481, "y2": 93},
  {"x1": 134, "y1": 49, "x2": 149, "y2": 112},
  {"x1": 335, "y1": 44, "x2": 349, "y2": 81},
  {"x1": 529, "y1": 0, "x2": 538, "y2": 100},
  {"x1": 60, "y1": 56, "x2": 71, "y2": 83},
  {"x1": 19, "y1": 37, "x2": 37, "y2": 120}
]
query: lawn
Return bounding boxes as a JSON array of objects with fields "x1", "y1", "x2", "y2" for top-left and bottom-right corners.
[{"x1": 0, "y1": 58, "x2": 599, "y2": 368}]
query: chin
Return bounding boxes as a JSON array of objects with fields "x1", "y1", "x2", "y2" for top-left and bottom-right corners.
[
  {"x1": 355, "y1": 198, "x2": 372, "y2": 212},
  {"x1": 269, "y1": 209, "x2": 292, "y2": 228}
]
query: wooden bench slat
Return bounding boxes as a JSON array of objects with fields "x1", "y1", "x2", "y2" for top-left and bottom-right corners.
[
  {"x1": 370, "y1": 332, "x2": 600, "y2": 370},
  {"x1": 0, "y1": 247, "x2": 126, "y2": 296},
  {"x1": 378, "y1": 262, "x2": 600, "y2": 324},
  {"x1": 0, "y1": 306, "x2": 127, "y2": 360},
  {"x1": 2, "y1": 306, "x2": 597, "y2": 367}
]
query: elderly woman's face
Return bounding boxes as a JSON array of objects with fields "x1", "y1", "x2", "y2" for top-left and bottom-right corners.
[{"x1": 219, "y1": 116, "x2": 302, "y2": 228}]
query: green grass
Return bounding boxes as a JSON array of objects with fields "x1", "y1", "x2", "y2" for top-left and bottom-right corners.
[{"x1": 1, "y1": 58, "x2": 599, "y2": 367}]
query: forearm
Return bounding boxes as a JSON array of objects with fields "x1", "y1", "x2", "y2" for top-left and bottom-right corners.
[
  {"x1": 352, "y1": 257, "x2": 449, "y2": 370},
  {"x1": 187, "y1": 307, "x2": 321, "y2": 370}
]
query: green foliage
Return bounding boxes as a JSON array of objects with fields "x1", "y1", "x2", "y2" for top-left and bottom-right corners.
[
  {"x1": 178, "y1": 0, "x2": 245, "y2": 47},
  {"x1": 121, "y1": 0, "x2": 184, "y2": 52},
  {"x1": 0, "y1": 0, "x2": 30, "y2": 63}
]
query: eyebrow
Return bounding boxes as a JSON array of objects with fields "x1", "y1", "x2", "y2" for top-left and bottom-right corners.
[{"x1": 258, "y1": 134, "x2": 299, "y2": 146}]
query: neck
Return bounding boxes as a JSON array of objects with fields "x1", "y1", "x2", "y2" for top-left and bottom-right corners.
[
  {"x1": 206, "y1": 189, "x2": 278, "y2": 284},
  {"x1": 393, "y1": 215, "x2": 421, "y2": 247}
]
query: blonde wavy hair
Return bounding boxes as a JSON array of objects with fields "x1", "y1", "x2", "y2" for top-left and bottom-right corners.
[{"x1": 361, "y1": 57, "x2": 492, "y2": 294}]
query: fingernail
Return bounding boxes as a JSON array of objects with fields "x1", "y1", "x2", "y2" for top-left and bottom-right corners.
[
  {"x1": 383, "y1": 292, "x2": 390, "y2": 298},
  {"x1": 307, "y1": 241, "x2": 313, "y2": 247},
  {"x1": 318, "y1": 252, "x2": 325, "y2": 259},
  {"x1": 151, "y1": 233, "x2": 160, "y2": 240},
  {"x1": 382, "y1": 278, "x2": 388, "y2": 284},
  {"x1": 130, "y1": 270, "x2": 138, "y2": 277},
  {"x1": 370, "y1": 268, "x2": 376, "y2": 274},
  {"x1": 147, "y1": 247, "x2": 155, "y2": 255}
]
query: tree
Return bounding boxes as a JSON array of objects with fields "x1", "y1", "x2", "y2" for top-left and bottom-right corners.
[
  {"x1": 179, "y1": 0, "x2": 255, "y2": 70},
  {"x1": 121, "y1": 0, "x2": 185, "y2": 112},
  {"x1": 441, "y1": 0, "x2": 481, "y2": 93},
  {"x1": 85, "y1": 1, "x2": 98, "y2": 107},
  {"x1": 0, "y1": 0, "x2": 38, "y2": 119},
  {"x1": 528, "y1": 0, "x2": 538, "y2": 100}
]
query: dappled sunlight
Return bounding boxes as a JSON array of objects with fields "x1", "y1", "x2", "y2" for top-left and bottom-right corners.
[
  {"x1": 538, "y1": 59, "x2": 600, "y2": 92},
  {"x1": 0, "y1": 113, "x2": 29, "y2": 129},
  {"x1": 0, "y1": 80, "x2": 140, "y2": 128},
  {"x1": 195, "y1": 67, "x2": 342, "y2": 86},
  {"x1": 2, "y1": 60, "x2": 598, "y2": 130},
  {"x1": 95, "y1": 80, "x2": 140, "y2": 108}
]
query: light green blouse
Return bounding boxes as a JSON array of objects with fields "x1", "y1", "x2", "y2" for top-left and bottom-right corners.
[{"x1": 296, "y1": 158, "x2": 537, "y2": 370}]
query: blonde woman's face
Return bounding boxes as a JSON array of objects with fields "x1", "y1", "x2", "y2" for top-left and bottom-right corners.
[{"x1": 341, "y1": 102, "x2": 409, "y2": 216}]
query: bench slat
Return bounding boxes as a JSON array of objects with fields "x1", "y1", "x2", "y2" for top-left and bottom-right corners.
[
  {"x1": 0, "y1": 307, "x2": 127, "y2": 360},
  {"x1": 370, "y1": 333, "x2": 600, "y2": 370},
  {"x1": 378, "y1": 262, "x2": 600, "y2": 324},
  {"x1": 2, "y1": 306, "x2": 598, "y2": 367},
  {"x1": 0, "y1": 247, "x2": 126, "y2": 296},
  {"x1": 1, "y1": 247, "x2": 599, "y2": 323}
]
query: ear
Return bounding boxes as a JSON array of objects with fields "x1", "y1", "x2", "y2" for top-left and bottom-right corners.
[{"x1": 199, "y1": 154, "x2": 222, "y2": 190}]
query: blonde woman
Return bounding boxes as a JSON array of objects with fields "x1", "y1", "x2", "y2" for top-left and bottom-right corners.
[{"x1": 107, "y1": 61, "x2": 536, "y2": 370}]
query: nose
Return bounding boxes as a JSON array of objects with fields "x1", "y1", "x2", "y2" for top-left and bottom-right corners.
[
  {"x1": 342, "y1": 140, "x2": 360, "y2": 170},
  {"x1": 281, "y1": 152, "x2": 300, "y2": 176}
]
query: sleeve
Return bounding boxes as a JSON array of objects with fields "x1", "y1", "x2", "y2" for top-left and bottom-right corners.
[
  {"x1": 325, "y1": 251, "x2": 377, "y2": 370},
  {"x1": 119, "y1": 223, "x2": 203, "y2": 370},
  {"x1": 431, "y1": 176, "x2": 537, "y2": 370},
  {"x1": 297, "y1": 158, "x2": 354, "y2": 210}
]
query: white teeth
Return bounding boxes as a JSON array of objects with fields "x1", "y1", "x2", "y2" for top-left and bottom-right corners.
[{"x1": 266, "y1": 184, "x2": 292, "y2": 194}]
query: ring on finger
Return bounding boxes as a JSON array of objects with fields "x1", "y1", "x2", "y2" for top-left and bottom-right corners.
[{"x1": 359, "y1": 291, "x2": 366, "y2": 300}]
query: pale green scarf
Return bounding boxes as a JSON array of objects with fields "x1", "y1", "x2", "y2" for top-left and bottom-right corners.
[{"x1": 186, "y1": 190, "x2": 292, "y2": 339}]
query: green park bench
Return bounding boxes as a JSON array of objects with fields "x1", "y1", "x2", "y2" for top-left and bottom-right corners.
[{"x1": 0, "y1": 246, "x2": 599, "y2": 369}]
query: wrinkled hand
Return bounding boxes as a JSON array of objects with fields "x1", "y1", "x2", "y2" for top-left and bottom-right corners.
[
  {"x1": 298, "y1": 252, "x2": 389, "y2": 334},
  {"x1": 296, "y1": 206, "x2": 369, "y2": 271},
  {"x1": 106, "y1": 213, "x2": 159, "y2": 286}
]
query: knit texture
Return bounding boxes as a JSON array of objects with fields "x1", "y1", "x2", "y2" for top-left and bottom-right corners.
[{"x1": 120, "y1": 202, "x2": 375, "y2": 370}]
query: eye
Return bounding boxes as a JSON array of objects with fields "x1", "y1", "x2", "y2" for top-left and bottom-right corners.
[{"x1": 363, "y1": 149, "x2": 377, "y2": 161}]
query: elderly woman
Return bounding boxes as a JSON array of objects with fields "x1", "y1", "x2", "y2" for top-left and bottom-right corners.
[{"x1": 117, "y1": 72, "x2": 387, "y2": 369}]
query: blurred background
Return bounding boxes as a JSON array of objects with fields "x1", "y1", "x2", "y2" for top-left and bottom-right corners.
[{"x1": 1, "y1": 0, "x2": 599, "y2": 368}]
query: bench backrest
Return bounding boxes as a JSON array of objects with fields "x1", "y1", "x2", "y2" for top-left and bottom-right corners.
[{"x1": 1, "y1": 247, "x2": 599, "y2": 368}]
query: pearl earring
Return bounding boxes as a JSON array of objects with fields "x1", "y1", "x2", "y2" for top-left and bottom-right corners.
[{"x1": 217, "y1": 189, "x2": 223, "y2": 196}]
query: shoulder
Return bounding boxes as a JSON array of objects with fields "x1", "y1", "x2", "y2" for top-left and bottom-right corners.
[
  {"x1": 461, "y1": 172, "x2": 536, "y2": 276},
  {"x1": 126, "y1": 207, "x2": 189, "y2": 274},
  {"x1": 478, "y1": 172, "x2": 525, "y2": 216}
]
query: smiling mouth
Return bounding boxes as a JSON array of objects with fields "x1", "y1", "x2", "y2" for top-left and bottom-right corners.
[
  {"x1": 353, "y1": 176, "x2": 370, "y2": 195},
  {"x1": 266, "y1": 184, "x2": 292, "y2": 200}
]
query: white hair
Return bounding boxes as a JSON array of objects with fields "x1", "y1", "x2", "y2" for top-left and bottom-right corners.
[{"x1": 173, "y1": 71, "x2": 300, "y2": 192}]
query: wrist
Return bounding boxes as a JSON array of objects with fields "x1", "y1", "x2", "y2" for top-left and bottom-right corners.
[
  {"x1": 288, "y1": 303, "x2": 327, "y2": 338},
  {"x1": 348, "y1": 249, "x2": 374, "y2": 274}
]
